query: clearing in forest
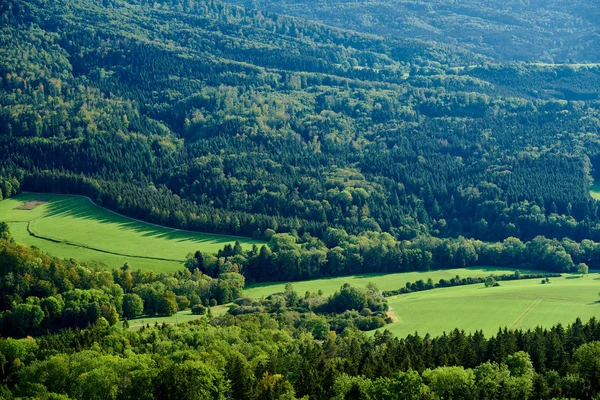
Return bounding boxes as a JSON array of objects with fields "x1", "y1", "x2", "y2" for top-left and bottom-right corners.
[
  {"x1": 0, "y1": 193, "x2": 261, "y2": 273},
  {"x1": 377, "y1": 274, "x2": 600, "y2": 338},
  {"x1": 591, "y1": 181, "x2": 600, "y2": 200}
]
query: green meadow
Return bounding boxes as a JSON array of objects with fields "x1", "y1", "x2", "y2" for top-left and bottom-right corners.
[
  {"x1": 0, "y1": 193, "x2": 261, "y2": 273},
  {"x1": 591, "y1": 182, "x2": 600, "y2": 200},
  {"x1": 380, "y1": 274, "x2": 600, "y2": 338},
  {"x1": 127, "y1": 305, "x2": 229, "y2": 330},
  {"x1": 244, "y1": 267, "x2": 530, "y2": 298}
]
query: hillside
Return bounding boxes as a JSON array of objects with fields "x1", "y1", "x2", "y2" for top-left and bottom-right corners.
[
  {"x1": 5, "y1": 1, "x2": 600, "y2": 398},
  {"x1": 224, "y1": 0, "x2": 600, "y2": 62},
  {"x1": 2, "y1": 0, "x2": 600, "y2": 282}
]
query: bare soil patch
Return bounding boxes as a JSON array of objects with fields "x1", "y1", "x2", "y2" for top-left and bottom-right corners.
[
  {"x1": 386, "y1": 307, "x2": 400, "y2": 323},
  {"x1": 15, "y1": 199, "x2": 48, "y2": 210}
]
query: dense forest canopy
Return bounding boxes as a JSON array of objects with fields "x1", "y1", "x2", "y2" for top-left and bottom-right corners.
[
  {"x1": 4, "y1": 0, "x2": 600, "y2": 398},
  {"x1": 2, "y1": 0, "x2": 600, "y2": 254},
  {"x1": 1, "y1": 225, "x2": 600, "y2": 399}
]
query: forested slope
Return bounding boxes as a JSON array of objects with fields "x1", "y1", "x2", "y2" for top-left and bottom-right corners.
[
  {"x1": 224, "y1": 0, "x2": 600, "y2": 62},
  {"x1": 2, "y1": 0, "x2": 600, "y2": 271}
]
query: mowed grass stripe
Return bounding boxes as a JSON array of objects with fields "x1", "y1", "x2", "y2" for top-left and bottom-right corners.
[
  {"x1": 379, "y1": 275, "x2": 600, "y2": 338},
  {"x1": 0, "y1": 193, "x2": 261, "y2": 273},
  {"x1": 510, "y1": 297, "x2": 543, "y2": 329},
  {"x1": 26, "y1": 220, "x2": 182, "y2": 262}
]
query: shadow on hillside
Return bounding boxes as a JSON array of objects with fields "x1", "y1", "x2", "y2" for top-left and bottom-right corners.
[{"x1": 38, "y1": 194, "x2": 257, "y2": 247}]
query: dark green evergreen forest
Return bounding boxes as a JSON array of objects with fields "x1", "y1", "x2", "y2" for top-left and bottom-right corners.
[{"x1": 3, "y1": 0, "x2": 600, "y2": 398}]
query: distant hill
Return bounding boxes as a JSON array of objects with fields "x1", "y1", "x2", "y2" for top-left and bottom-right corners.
[{"x1": 224, "y1": 0, "x2": 600, "y2": 62}]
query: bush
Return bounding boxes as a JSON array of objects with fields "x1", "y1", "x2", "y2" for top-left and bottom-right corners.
[
  {"x1": 577, "y1": 263, "x2": 589, "y2": 275},
  {"x1": 484, "y1": 276, "x2": 497, "y2": 288},
  {"x1": 191, "y1": 305, "x2": 206, "y2": 315}
]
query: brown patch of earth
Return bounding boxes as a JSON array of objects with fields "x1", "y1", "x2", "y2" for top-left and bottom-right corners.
[
  {"x1": 386, "y1": 307, "x2": 400, "y2": 323},
  {"x1": 15, "y1": 199, "x2": 48, "y2": 210}
]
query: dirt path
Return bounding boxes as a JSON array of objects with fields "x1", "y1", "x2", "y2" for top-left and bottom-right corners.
[{"x1": 510, "y1": 297, "x2": 543, "y2": 329}]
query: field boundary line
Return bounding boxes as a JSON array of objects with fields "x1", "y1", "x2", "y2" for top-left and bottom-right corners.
[
  {"x1": 510, "y1": 297, "x2": 543, "y2": 329},
  {"x1": 26, "y1": 221, "x2": 184, "y2": 264},
  {"x1": 21, "y1": 191, "x2": 261, "y2": 241}
]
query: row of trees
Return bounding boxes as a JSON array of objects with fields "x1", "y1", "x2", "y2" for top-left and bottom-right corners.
[
  {"x1": 191, "y1": 231, "x2": 598, "y2": 283},
  {"x1": 229, "y1": 282, "x2": 389, "y2": 334}
]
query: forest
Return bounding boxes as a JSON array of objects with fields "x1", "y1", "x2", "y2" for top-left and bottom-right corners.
[
  {"x1": 2, "y1": 225, "x2": 600, "y2": 399},
  {"x1": 224, "y1": 0, "x2": 600, "y2": 63},
  {"x1": 3, "y1": 0, "x2": 600, "y2": 398},
  {"x1": 3, "y1": 0, "x2": 600, "y2": 251}
]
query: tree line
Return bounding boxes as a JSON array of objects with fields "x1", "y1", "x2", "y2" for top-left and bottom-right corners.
[
  {"x1": 190, "y1": 230, "x2": 596, "y2": 283},
  {"x1": 0, "y1": 223, "x2": 244, "y2": 337}
]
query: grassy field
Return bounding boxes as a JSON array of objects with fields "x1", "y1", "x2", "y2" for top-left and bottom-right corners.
[
  {"x1": 127, "y1": 305, "x2": 229, "y2": 330},
  {"x1": 591, "y1": 182, "x2": 600, "y2": 200},
  {"x1": 0, "y1": 193, "x2": 261, "y2": 273},
  {"x1": 244, "y1": 267, "x2": 530, "y2": 298},
  {"x1": 380, "y1": 274, "x2": 600, "y2": 338}
]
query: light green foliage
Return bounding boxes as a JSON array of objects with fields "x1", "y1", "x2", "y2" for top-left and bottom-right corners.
[
  {"x1": 369, "y1": 370, "x2": 426, "y2": 400},
  {"x1": 0, "y1": 194, "x2": 261, "y2": 273},
  {"x1": 474, "y1": 357, "x2": 534, "y2": 400},
  {"x1": 303, "y1": 315, "x2": 330, "y2": 340},
  {"x1": 122, "y1": 294, "x2": 144, "y2": 319},
  {"x1": 155, "y1": 360, "x2": 228, "y2": 400},
  {"x1": 423, "y1": 366, "x2": 475, "y2": 400},
  {"x1": 574, "y1": 342, "x2": 600, "y2": 393},
  {"x1": 331, "y1": 374, "x2": 373, "y2": 400}
]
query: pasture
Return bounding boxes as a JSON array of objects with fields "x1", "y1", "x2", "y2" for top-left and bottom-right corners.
[
  {"x1": 0, "y1": 193, "x2": 261, "y2": 273},
  {"x1": 591, "y1": 182, "x2": 600, "y2": 200},
  {"x1": 127, "y1": 305, "x2": 229, "y2": 330},
  {"x1": 244, "y1": 266, "x2": 530, "y2": 298},
  {"x1": 380, "y1": 274, "x2": 600, "y2": 338}
]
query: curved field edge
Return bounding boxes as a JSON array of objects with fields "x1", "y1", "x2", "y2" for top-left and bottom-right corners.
[
  {"x1": 375, "y1": 274, "x2": 600, "y2": 338},
  {"x1": 0, "y1": 193, "x2": 261, "y2": 273}
]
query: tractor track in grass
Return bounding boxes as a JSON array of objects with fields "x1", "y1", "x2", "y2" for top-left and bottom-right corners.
[
  {"x1": 26, "y1": 220, "x2": 184, "y2": 264},
  {"x1": 22, "y1": 191, "x2": 253, "y2": 240},
  {"x1": 510, "y1": 297, "x2": 543, "y2": 329}
]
